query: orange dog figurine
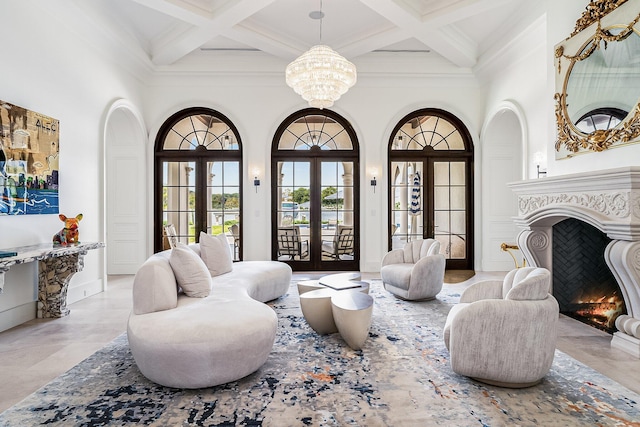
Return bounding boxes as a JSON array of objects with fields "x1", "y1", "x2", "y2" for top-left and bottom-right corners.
[{"x1": 53, "y1": 213, "x2": 83, "y2": 246}]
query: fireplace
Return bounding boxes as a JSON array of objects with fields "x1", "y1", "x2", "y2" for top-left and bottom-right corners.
[
  {"x1": 552, "y1": 218, "x2": 626, "y2": 333},
  {"x1": 509, "y1": 166, "x2": 640, "y2": 358}
]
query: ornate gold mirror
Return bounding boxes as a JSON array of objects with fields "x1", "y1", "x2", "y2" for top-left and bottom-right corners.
[{"x1": 555, "y1": 0, "x2": 640, "y2": 158}]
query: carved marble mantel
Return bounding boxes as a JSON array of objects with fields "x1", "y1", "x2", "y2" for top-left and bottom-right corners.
[
  {"x1": 509, "y1": 166, "x2": 640, "y2": 357},
  {"x1": 0, "y1": 242, "x2": 105, "y2": 318}
]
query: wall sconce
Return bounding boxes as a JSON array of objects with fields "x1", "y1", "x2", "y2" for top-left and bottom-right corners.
[
  {"x1": 370, "y1": 168, "x2": 378, "y2": 193},
  {"x1": 533, "y1": 152, "x2": 547, "y2": 178},
  {"x1": 252, "y1": 169, "x2": 260, "y2": 192}
]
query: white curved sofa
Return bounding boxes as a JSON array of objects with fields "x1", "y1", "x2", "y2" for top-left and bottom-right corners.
[{"x1": 127, "y1": 243, "x2": 291, "y2": 389}]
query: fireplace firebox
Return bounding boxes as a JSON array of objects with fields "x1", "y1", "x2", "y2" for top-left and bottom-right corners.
[{"x1": 552, "y1": 218, "x2": 626, "y2": 333}]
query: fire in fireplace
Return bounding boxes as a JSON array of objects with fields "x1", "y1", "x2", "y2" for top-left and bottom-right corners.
[
  {"x1": 573, "y1": 293, "x2": 626, "y2": 332},
  {"x1": 552, "y1": 218, "x2": 627, "y2": 334}
]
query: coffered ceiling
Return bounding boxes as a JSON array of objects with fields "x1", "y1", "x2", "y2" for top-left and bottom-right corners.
[{"x1": 87, "y1": 0, "x2": 533, "y2": 69}]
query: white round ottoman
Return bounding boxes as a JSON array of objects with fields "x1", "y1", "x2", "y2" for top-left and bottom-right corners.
[{"x1": 127, "y1": 286, "x2": 277, "y2": 389}]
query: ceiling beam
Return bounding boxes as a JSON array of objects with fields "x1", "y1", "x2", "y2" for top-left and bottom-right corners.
[
  {"x1": 420, "y1": 0, "x2": 517, "y2": 28},
  {"x1": 222, "y1": 24, "x2": 306, "y2": 60},
  {"x1": 129, "y1": 0, "x2": 214, "y2": 26},
  {"x1": 338, "y1": 27, "x2": 412, "y2": 59},
  {"x1": 358, "y1": 0, "x2": 479, "y2": 67},
  {"x1": 145, "y1": 0, "x2": 277, "y2": 65}
]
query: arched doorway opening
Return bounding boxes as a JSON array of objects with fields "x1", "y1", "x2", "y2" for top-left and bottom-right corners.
[
  {"x1": 104, "y1": 100, "x2": 147, "y2": 274},
  {"x1": 153, "y1": 107, "x2": 243, "y2": 258},
  {"x1": 272, "y1": 108, "x2": 359, "y2": 271},
  {"x1": 481, "y1": 103, "x2": 525, "y2": 271},
  {"x1": 388, "y1": 108, "x2": 474, "y2": 270}
]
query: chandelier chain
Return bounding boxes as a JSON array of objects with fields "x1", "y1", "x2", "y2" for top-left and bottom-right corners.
[{"x1": 319, "y1": 0, "x2": 323, "y2": 43}]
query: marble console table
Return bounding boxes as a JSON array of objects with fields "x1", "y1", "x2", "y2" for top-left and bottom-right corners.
[{"x1": 0, "y1": 242, "x2": 105, "y2": 318}]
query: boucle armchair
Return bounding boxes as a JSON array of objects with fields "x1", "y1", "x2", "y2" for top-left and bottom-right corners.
[
  {"x1": 443, "y1": 267, "x2": 559, "y2": 388},
  {"x1": 380, "y1": 239, "x2": 445, "y2": 300}
]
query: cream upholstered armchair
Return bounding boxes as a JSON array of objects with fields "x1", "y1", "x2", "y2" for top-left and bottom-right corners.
[
  {"x1": 443, "y1": 267, "x2": 559, "y2": 388},
  {"x1": 380, "y1": 239, "x2": 445, "y2": 300}
]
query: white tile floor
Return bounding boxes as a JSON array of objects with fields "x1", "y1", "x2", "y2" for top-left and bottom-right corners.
[{"x1": 0, "y1": 272, "x2": 639, "y2": 413}]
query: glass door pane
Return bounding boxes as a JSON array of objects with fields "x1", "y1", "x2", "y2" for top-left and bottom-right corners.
[
  {"x1": 390, "y1": 161, "x2": 424, "y2": 250},
  {"x1": 162, "y1": 161, "x2": 196, "y2": 245},
  {"x1": 321, "y1": 161, "x2": 355, "y2": 261},
  {"x1": 434, "y1": 161, "x2": 466, "y2": 260},
  {"x1": 206, "y1": 161, "x2": 240, "y2": 260},
  {"x1": 276, "y1": 161, "x2": 310, "y2": 261}
]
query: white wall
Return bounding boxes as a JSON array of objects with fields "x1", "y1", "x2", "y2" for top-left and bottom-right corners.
[
  {"x1": 0, "y1": 1, "x2": 144, "y2": 331},
  {"x1": 143, "y1": 54, "x2": 484, "y2": 272},
  {"x1": 480, "y1": 14, "x2": 549, "y2": 181}
]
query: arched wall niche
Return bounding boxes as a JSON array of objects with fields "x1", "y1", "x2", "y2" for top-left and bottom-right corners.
[
  {"x1": 103, "y1": 99, "x2": 149, "y2": 274},
  {"x1": 480, "y1": 101, "x2": 527, "y2": 271}
]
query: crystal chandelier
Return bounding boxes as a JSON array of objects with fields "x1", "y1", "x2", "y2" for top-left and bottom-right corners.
[{"x1": 285, "y1": 3, "x2": 357, "y2": 109}]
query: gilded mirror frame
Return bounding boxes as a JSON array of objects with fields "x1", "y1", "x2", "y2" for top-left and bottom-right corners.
[{"x1": 555, "y1": 0, "x2": 640, "y2": 158}]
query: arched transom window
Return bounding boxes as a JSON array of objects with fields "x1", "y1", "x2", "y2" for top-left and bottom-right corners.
[
  {"x1": 278, "y1": 114, "x2": 354, "y2": 151},
  {"x1": 272, "y1": 108, "x2": 359, "y2": 272}
]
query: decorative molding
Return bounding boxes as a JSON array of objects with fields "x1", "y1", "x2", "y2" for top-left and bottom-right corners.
[
  {"x1": 529, "y1": 231, "x2": 549, "y2": 251},
  {"x1": 558, "y1": 14, "x2": 640, "y2": 72},
  {"x1": 571, "y1": 0, "x2": 630, "y2": 36},
  {"x1": 555, "y1": 94, "x2": 640, "y2": 153},
  {"x1": 633, "y1": 195, "x2": 640, "y2": 219},
  {"x1": 518, "y1": 192, "x2": 630, "y2": 218},
  {"x1": 633, "y1": 245, "x2": 640, "y2": 271}
]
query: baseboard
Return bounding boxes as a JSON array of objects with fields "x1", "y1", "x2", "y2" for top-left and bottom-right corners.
[
  {"x1": 0, "y1": 302, "x2": 36, "y2": 333},
  {"x1": 360, "y1": 261, "x2": 381, "y2": 273},
  {"x1": 67, "y1": 278, "x2": 105, "y2": 305}
]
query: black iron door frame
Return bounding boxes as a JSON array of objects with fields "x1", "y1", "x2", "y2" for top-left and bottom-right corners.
[
  {"x1": 388, "y1": 151, "x2": 473, "y2": 270},
  {"x1": 271, "y1": 151, "x2": 359, "y2": 271}
]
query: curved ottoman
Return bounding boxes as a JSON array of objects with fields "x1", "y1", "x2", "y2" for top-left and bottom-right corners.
[{"x1": 128, "y1": 286, "x2": 277, "y2": 389}]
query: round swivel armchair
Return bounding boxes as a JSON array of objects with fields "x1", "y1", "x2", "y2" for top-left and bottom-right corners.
[
  {"x1": 380, "y1": 239, "x2": 445, "y2": 300},
  {"x1": 443, "y1": 267, "x2": 559, "y2": 388}
]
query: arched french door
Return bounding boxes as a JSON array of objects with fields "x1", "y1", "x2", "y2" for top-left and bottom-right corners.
[
  {"x1": 271, "y1": 109, "x2": 359, "y2": 271},
  {"x1": 388, "y1": 108, "x2": 474, "y2": 270},
  {"x1": 153, "y1": 107, "x2": 242, "y2": 258}
]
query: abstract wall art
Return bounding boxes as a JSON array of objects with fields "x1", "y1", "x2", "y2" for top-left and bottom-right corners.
[{"x1": 0, "y1": 100, "x2": 59, "y2": 215}]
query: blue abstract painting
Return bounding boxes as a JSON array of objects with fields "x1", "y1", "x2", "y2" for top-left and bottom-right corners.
[{"x1": 0, "y1": 100, "x2": 59, "y2": 215}]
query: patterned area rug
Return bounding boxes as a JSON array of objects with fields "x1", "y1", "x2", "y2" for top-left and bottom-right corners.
[{"x1": 1, "y1": 281, "x2": 639, "y2": 426}]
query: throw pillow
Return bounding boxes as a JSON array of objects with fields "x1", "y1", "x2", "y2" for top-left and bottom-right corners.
[
  {"x1": 199, "y1": 231, "x2": 233, "y2": 277},
  {"x1": 169, "y1": 242, "x2": 211, "y2": 297}
]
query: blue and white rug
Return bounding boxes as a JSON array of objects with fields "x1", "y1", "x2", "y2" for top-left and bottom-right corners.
[{"x1": 0, "y1": 281, "x2": 638, "y2": 426}]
